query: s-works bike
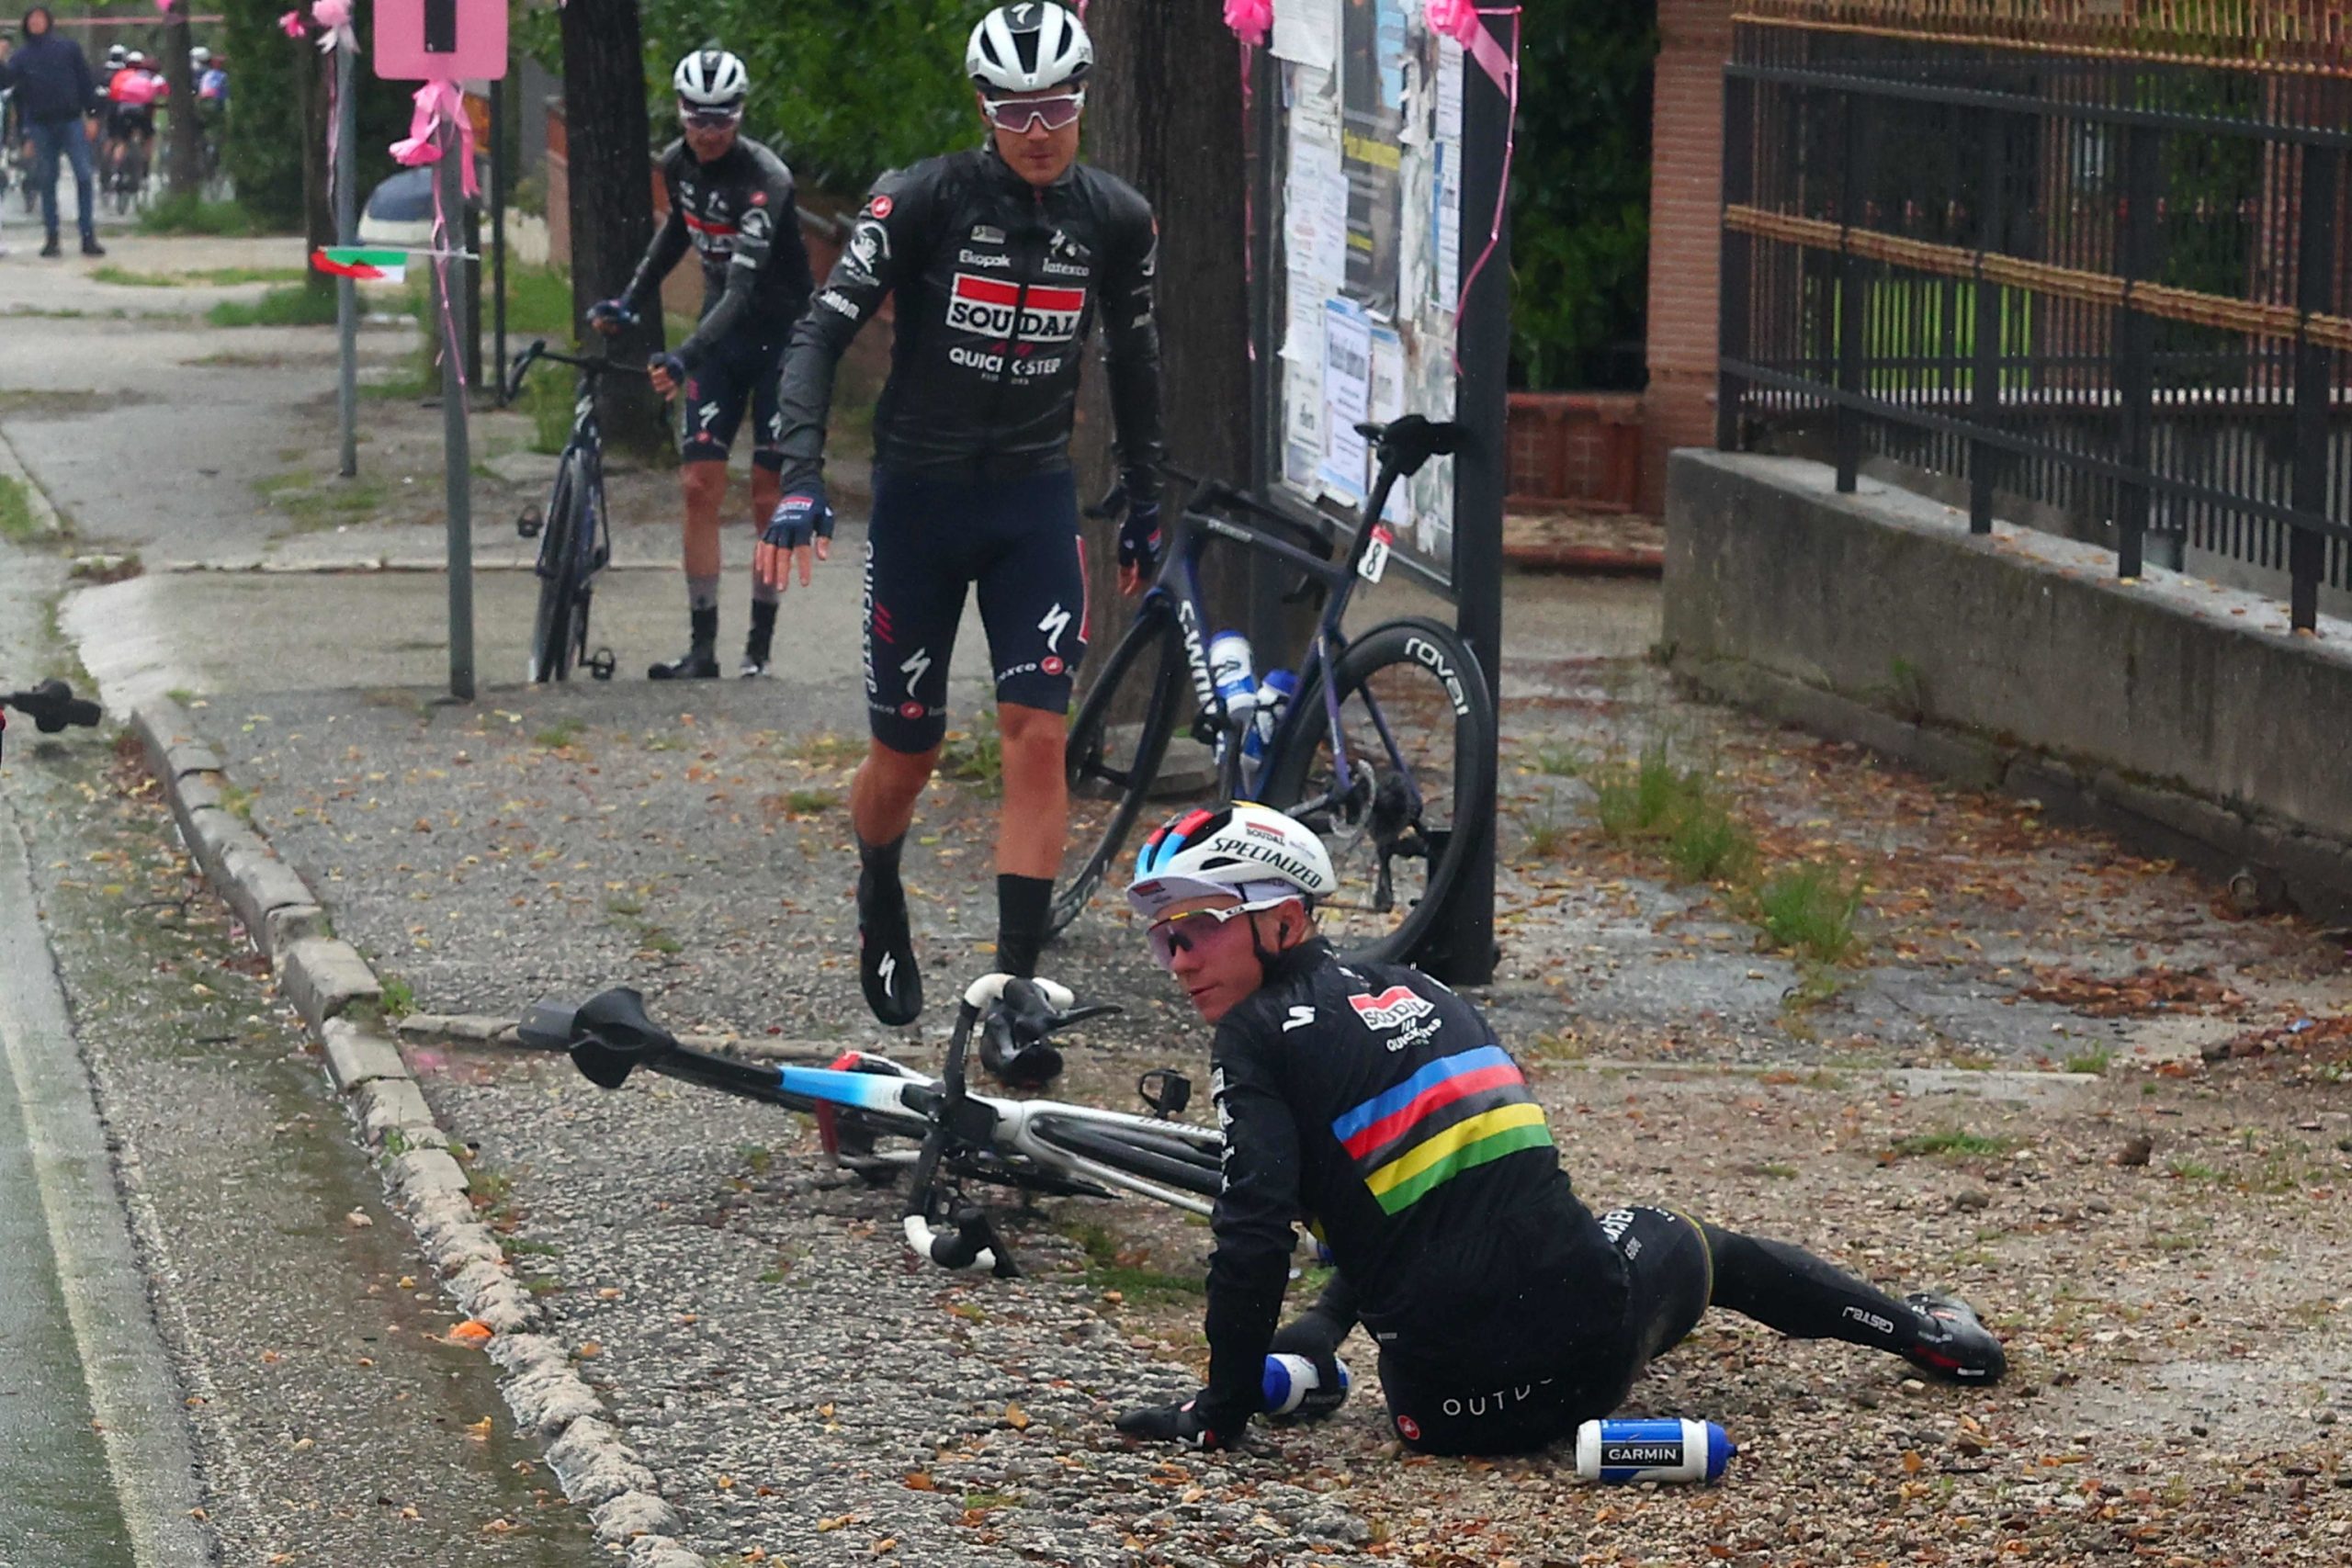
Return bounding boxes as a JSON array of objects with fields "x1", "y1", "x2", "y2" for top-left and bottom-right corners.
[
  {"x1": 504, "y1": 340, "x2": 648, "y2": 683},
  {"x1": 522, "y1": 974, "x2": 1220, "y2": 1277}
]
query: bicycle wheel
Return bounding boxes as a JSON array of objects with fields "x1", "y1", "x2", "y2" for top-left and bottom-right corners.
[
  {"x1": 1260, "y1": 616, "x2": 1497, "y2": 967},
  {"x1": 1026, "y1": 1114, "x2": 1223, "y2": 1200},
  {"x1": 1050, "y1": 607, "x2": 1185, "y2": 936},
  {"x1": 527, "y1": 457, "x2": 586, "y2": 682}
]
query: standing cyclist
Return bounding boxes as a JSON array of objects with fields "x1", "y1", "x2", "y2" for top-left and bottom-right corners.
[
  {"x1": 590, "y1": 48, "x2": 815, "y2": 681},
  {"x1": 1110, "y1": 803, "x2": 2007, "y2": 1453},
  {"x1": 760, "y1": 1, "x2": 1164, "y2": 1031}
]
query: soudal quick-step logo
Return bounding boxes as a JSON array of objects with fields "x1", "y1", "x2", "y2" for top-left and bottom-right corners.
[
  {"x1": 1348, "y1": 986, "x2": 1437, "y2": 1032},
  {"x1": 947, "y1": 274, "x2": 1086, "y2": 343}
]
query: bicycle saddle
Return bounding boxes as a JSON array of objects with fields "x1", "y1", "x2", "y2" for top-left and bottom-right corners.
[
  {"x1": 547, "y1": 986, "x2": 678, "y2": 1089},
  {"x1": 1354, "y1": 414, "x2": 1465, "y2": 478},
  {"x1": 3, "y1": 678, "x2": 102, "y2": 733}
]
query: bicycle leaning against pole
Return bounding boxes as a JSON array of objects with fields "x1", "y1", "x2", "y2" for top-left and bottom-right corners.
[
  {"x1": 503, "y1": 337, "x2": 651, "y2": 684},
  {"x1": 1056, "y1": 414, "x2": 1497, "y2": 966}
]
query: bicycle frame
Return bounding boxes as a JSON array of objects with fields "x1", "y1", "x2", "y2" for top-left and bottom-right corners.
[
  {"x1": 1140, "y1": 434, "x2": 1428, "y2": 807},
  {"x1": 522, "y1": 974, "x2": 1223, "y2": 1278}
]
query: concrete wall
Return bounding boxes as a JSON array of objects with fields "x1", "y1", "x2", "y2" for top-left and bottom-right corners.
[{"x1": 1665, "y1": 450, "x2": 2352, "y2": 919}]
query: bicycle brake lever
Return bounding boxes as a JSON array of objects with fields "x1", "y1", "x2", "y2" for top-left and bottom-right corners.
[{"x1": 1047, "y1": 1001, "x2": 1124, "y2": 1032}]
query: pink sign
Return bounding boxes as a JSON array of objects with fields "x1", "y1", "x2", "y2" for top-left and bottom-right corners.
[{"x1": 374, "y1": 0, "x2": 507, "y2": 82}]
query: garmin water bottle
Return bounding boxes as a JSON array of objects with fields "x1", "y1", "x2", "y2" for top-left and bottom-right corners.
[
  {"x1": 1572, "y1": 1418, "x2": 1736, "y2": 1483},
  {"x1": 1249, "y1": 669, "x2": 1297, "y2": 763},
  {"x1": 1208, "y1": 633, "x2": 1258, "y2": 763},
  {"x1": 1261, "y1": 1352, "x2": 1350, "y2": 1415}
]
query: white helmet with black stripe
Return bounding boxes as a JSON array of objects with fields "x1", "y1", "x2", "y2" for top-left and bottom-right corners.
[
  {"x1": 1125, "y1": 803, "x2": 1337, "y2": 920},
  {"x1": 673, "y1": 48, "x2": 749, "y2": 111},
  {"x1": 966, "y1": 2, "x2": 1092, "y2": 93}
]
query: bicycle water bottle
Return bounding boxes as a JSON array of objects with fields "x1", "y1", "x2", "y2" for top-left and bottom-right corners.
[
  {"x1": 1262, "y1": 1352, "x2": 1351, "y2": 1415},
  {"x1": 1248, "y1": 669, "x2": 1297, "y2": 764},
  {"x1": 1571, "y1": 1418, "x2": 1736, "y2": 1483},
  {"x1": 1208, "y1": 634, "x2": 1259, "y2": 766}
]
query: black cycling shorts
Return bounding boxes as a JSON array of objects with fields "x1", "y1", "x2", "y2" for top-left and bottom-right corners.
[
  {"x1": 679, "y1": 330, "x2": 786, "y2": 468},
  {"x1": 1380, "y1": 1206, "x2": 1714, "y2": 1457},
  {"x1": 862, "y1": 465, "x2": 1088, "y2": 753}
]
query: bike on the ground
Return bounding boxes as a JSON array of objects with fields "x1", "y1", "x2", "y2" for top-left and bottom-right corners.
[
  {"x1": 1, "y1": 677, "x2": 103, "y2": 761},
  {"x1": 1057, "y1": 415, "x2": 1496, "y2": 966},
  {"x1": 503, "y1": 339, "x2": 648, "y2": 684},
  {"x1": 521, "y1": 975, "x2": 1220, "y2": 1276}
]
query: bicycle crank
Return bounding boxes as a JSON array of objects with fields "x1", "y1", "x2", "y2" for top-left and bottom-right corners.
[{"x1": 515, "y1": 503, "x2": 543, "y2": 539}]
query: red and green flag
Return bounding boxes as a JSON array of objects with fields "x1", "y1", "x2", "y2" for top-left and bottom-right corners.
[{"x1": 311, "y1": 247, "x2": 410, "y2": 284}]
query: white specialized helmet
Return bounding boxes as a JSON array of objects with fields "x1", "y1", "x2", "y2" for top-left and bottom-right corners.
[
  {"x1": 126, "y1": 51, "x2": 146, "y2": 67},
  {"x1": 673, "y1": 49, "x2": 749, "y2": 110},
  {"x1": 1126, "y1": 803, "x2": 1337, "y2": 921},
  {"x1": 966, "y1": 2, "x2": 1092, "y2": 93},
  {"x1": 190, "y1": 47, "x2": 211, "y2": 68},
  {"x1": 107, "y1": 44, "x2": 128, "y2": 66}
]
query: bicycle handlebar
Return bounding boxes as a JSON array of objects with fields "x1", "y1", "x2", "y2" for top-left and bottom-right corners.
[
  {"x1": 1, "y1": 679, "x2": 103, "y2": 733},
  {"x1": 503, "y1": 338, "x2": 653, "y2": 402}
]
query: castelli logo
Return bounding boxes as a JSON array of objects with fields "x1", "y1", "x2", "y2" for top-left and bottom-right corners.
[
  {"x1": 868, "y1": 194, "x2": 894, "y2": 219},
  {"x1": 899, "y1": 700, "x2": 925, "y2": 720},
  {"x1": 1395, "y1": 1415, "x2": 1420, "y2": 1441},
  {"x1": 1041, "y1": 655, "x2": 1065, "y2": 676}
]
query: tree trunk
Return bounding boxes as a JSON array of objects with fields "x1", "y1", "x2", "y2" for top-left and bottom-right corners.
[
  {"x1": 299, "y1": 32, "x2": 332, "y2": 297},
  {"x1": 1078, "y1": 0, "x2": 1253, "y2": 671},
  {"x1": 162, "y1": 4, "x2": 199, "y2": 197},
  {"x1": 557, "y1": 0, "x2": 669, "y2": 457}
]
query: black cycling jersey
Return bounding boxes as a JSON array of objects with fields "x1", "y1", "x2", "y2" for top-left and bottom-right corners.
[
  {"x1": 621, "y1": 136, "x2": 813, "y2": 371},
  {"x1": 1196, "y1": 940, "x2": 1624, "y2": 1430},
  {"x1": 773, "y1": 142, "x2": 1164, "y2": 500}
]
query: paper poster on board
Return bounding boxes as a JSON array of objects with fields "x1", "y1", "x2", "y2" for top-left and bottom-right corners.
[{"x1": 1318, "y1": 299, "x2": 1374, "y2": 503}]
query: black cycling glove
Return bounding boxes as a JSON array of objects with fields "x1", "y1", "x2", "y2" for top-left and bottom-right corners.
[{"x1": 1266, "y1": 1320, "x2": 1350, "y2": 1424}]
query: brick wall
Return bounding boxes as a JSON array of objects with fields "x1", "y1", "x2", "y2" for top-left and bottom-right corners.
[{"x1": 1640, "y1": 0, "x2": 1735, "y2": 514}]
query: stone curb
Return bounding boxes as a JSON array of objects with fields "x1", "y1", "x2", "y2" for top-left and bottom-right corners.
[
  {"x1": 0, "y1": 423, "x2": 67, "y2": 537},
  {"x1": 127, "y1": 697, "x2": 713, "y2": 1568}
]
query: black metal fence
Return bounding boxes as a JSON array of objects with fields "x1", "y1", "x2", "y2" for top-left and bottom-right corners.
[{"x1": 1715, "y1": 9, "x2": 2352, "y2": 629}]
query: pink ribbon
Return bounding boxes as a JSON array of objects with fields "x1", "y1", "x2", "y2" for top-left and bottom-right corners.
[
  {"x1": 311, "y1": 0, "x2": 356, "y2": 52},
  {"x1": 277, "y1": 8, "x2": 305, "y2": 38},
  {"x1": 391, "y1": 80, "x2": 480, "y2": 199},
  {"x1": 1223, "y1": 0, "x2": 1272, "y2": 47},
  {"x1": 1424, "y1": 0, "x2": 1515, "y2": 95}
]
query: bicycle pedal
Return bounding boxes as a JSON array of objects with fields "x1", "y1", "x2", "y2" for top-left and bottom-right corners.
[
  {"x1": 587, "y1": 649, "x2": 616, "y2": 682},
  {"x1": 515, "y1": 504, "x2": 543, "y2": 538}
]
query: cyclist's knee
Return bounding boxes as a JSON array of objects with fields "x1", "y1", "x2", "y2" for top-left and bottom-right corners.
[
  {"x1": 994, "y1": 703, "x2": 1067, "y2": 752},
  {"x1": 858, "y1": 734, "x2": 942, "y2": 802},
  {"x1": 680, "y1": 461, "x2": 729, "y2": 509}
]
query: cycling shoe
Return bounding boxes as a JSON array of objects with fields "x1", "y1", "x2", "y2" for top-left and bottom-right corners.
[
  {"x1": 1901, "y1": 1292, "x2": 2007, "y2": 1383},
  {"x1": 648, "y1": 643, "x2": 719, "y2": 681},
  {"x1": 857, "y1": 865, "x2": 923, "y2": 1026}
]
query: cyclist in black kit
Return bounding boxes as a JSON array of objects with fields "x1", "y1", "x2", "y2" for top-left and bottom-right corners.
[
  {"x1": 1108, "y1": 804, "x2": 2008, "y2": 1455},
  {"x1": 590, "y1": 48, "x2": 815, "y2": 681},
  {"x1": 759, "y1": 2, "x2": 1164, "y2": 1031}
]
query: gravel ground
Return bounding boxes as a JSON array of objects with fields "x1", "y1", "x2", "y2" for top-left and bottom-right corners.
[{"x1": 199, "y1": 587, "x2": 2352, "y2": 1563}]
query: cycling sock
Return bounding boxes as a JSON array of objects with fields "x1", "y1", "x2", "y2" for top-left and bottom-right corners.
[
  {"x1": 1698, "y1": 1223, "x2": 1928, "y2": 1354},
  {"x1": 746, "y1": 597, "x2": 778, "y2": 650},
  {"x1": 856, "y1": 835, "x2": 922, "y2": 1026},
  {"x1": 687, "y1": 574, "x2": 720, "y2": 612},
  {"x1": 994, "y1": 874, "x2": 1053, "y2": 978},
  {"x1": 750, "y1": 576, "x2": 780, "y2": 607}
]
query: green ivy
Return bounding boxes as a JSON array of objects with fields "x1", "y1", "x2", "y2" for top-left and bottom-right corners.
[{"x1": 1510, "y1": 0, "x2": 1657, "y2": 390}]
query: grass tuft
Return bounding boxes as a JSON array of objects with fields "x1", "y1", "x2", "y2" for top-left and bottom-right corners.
[
  {"x1": 95, "y1": 264, "x2": 307, "y2": 288},
  {"x1": 209, "y1": 284, "x2": 340, "y2": 328},
  {"x1": 939, "y1": 709, "x2": 1004, "y2": 795},
  {"x1": 1894, "y1": 1129, "x2": 2017, "y2": 1158},
  {"x1": 1754, "y1": 862, "x2": 1864, "y2": 964},
  {"x1": 0, "y1": 474, "x2": 36, "y2": 543},
  {"x1": 138, "y1": 193, "x2": 265, "y2": 236}
]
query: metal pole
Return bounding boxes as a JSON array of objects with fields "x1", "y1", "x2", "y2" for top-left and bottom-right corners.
[
  {"x1": 1833, "y1": 89, "x2": 1866, "y2": 494},
  {"x1": 437, "y1": 118, "x2": 476, "y2": 703},
  {"x1": 491, "y1": 75, "x2": 509, "y2": 407},
  {"x1": 2289, "y1": 144, "x2": 2337, "y2": 634},
  {"x1": 2115, "y1": 123, "x2": 2160, "y2": 583},
  {"x1": 334, "y1": 43, "x2": 358, "y2": 479},
  {"x1": 1969, "y1": 107, "x2": 2005, "y2": 535},
  {"x1": 1428, "y1": 17, "x2": 1510, "y2": 989}
]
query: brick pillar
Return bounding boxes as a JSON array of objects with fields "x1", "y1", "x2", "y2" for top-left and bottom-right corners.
[{"x1": 1641, "y1": 0, "x2": 1736, "y2": 514}]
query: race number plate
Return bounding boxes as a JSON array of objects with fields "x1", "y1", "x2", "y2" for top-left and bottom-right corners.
[{"x1": 1358, "y1": 524, "x2": 1394, "y2": 585}]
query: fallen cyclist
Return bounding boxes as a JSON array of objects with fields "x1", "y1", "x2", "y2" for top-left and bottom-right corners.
[{"x1": 1110, "y1": 803, "x2": 2007, "y2": 1455}]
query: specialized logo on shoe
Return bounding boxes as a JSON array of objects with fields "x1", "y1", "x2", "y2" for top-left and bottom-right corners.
[
  {"x1": 1348, "y1": 986, "x2": 1437, "y2": 1033},
  {"x1": 1283, "y1": 1006, "x2": 1317, "y2": 1032},
  {"x1": 899, "y1": 646, "x2": 933, "y2": 690},
  {"x1": 876, "y1": 952, "x2": 897, "y2": 998},
  {"x1": 946, "y1": 274, "x2": 1085, "y2": 344},
  {"x1": 1038, "y1": 602, "x2": 1072, "y2": 653}
]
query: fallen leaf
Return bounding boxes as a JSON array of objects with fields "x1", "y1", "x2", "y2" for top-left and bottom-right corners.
[{"x1": 448, "y1": 1320, "x2": 493, "y2": 1345}]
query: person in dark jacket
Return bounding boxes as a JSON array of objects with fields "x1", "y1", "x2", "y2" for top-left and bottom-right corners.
[
  {"x1": 0, "y1": 7, "x2": 102, "y2": 256},
  {"x1": 1110, "y1": 803, "x2": 2008, "y2": 1456}
]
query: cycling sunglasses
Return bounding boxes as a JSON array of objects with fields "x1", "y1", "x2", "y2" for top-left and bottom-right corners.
[
  {"x1": 1146, "y1": 899, "x2": 1284, "y2": 969},
  {"x1": 679, "y1": 105, "x2": 744, "y2": 130},
  {"x1": 981, "y1": 90, "x2": 1085, "y2": 133}
]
